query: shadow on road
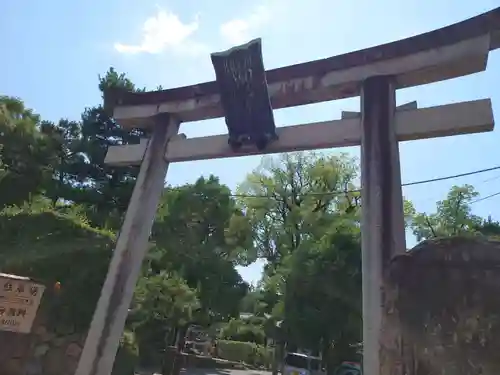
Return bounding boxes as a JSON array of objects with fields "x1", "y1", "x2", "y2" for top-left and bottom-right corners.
[
  {"x1": 181, "y1": 369, "x2": 272, "y2": 375},
  {"x1": 137, "y1": 368, "x2": 272, "y2": 375}
]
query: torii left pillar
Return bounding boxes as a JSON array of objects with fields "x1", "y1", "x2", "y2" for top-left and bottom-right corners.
[{"x1": 75, "y1": 114, "x2": 180, "y2": 375}]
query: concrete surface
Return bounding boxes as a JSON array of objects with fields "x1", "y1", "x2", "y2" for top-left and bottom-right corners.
[{"x1": 137, "y1": 368, "x2": 272, "y2": 375}]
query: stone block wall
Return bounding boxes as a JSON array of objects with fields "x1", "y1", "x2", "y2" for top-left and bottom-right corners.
[
  {"x1": 388, "y1": 237, "x2": 500, "y2": 375},
  {"x1": 0, "y1": 314, "x2": 85, "y2": 375}
]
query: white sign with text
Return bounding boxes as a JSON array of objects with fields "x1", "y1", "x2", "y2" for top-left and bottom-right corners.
[{"x1": 0, "y1": 273, "x2": 45, "y2": 333}]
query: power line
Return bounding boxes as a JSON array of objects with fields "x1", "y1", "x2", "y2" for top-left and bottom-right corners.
[
  {"x1": 230, "y1": 164, "x2": 500, "y2": 202},
  {"x1": 403, "y1": 165, "x2": 500, "y2": 187},
  {"x1": 482, "y1": 174, "x2": 500, "y2": 183},
  {"x1": 471, "y1": 191, "x2": 500, "y2": 204}
]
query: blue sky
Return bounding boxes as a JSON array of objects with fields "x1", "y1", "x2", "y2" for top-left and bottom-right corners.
[{"x1": 2, "y1": 0, "x2": 500, "y2": 285}]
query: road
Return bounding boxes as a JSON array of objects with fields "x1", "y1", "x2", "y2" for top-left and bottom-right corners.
[
  {"x1": 183, "y1": 370, "x2": 271, "y2": 375},
  {"x1": 137, "y1": 369, "x2": 272, "y2": 375}
]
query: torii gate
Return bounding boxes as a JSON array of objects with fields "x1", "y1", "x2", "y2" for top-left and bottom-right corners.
[{"x1": 76, "y1": 8, "x2": 500, "y2": 375}]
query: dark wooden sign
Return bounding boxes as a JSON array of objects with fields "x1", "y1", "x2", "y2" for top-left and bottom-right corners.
[{"x1": 211, "y1": 38, "x2": 278, "y2": 151}]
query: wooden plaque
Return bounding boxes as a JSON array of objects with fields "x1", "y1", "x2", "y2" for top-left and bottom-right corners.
[
  {"x1": 0, "y1": 273, "x2": 45, "y2": 334},
  {"x1": 211, "y1": 38, "x2": 278, "y2": 151}
]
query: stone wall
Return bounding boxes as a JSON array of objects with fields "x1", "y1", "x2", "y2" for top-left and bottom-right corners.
[
  {"x1": 389, "y1": 237, "x2": 500, "y2": 375},
  {"x1": 0, "y1": 313, "x2": 85, "y2": 375}
]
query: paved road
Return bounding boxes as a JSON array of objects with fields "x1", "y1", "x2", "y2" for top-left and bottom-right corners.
[
  {"x1": 137, "y1": 369, "x2": 272, "y2": 375},
  {"x1": 183, "y1": 370, "x2": 271, "y2": 375}
]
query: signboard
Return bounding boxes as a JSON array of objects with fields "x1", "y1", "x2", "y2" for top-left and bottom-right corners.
[{"x1": 0, "y1": 273, "x2": 45, "y2": 333}]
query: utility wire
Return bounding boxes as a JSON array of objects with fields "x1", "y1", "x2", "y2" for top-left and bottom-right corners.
[
  {"x1": 403, "y1": 165, "x2": 500, "y2": 187},
  {"x1": 482, "y1": 173, "x2": 500, "y2": 183},
  {"x1": 471, "y1": 191, "x2": 500, "y2": 204},
  {"x1": 229, "y1": 164, "x2": 500, "y2": 204}
]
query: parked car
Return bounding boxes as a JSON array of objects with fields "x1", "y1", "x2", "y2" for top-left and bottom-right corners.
[
  {"x1": 281, "y1": 352, "x2": 325, "y2": 375},
  {"x1": 334, "y1": 361, "x2": 362, "y2": 375}
]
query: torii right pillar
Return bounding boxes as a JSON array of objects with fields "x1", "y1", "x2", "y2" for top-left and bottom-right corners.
[
  {"x1": 361, "y1": 75, "x2": 500, "y2": 375},
  {"x1": 360, "y1": 75, "x2": 407, "y2": 375}
]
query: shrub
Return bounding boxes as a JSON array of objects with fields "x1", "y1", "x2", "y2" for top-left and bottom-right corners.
[
  {"x1": 112, "y1": 331, "x2": 140, "y2": 375},
  {"x1": 0, "y1": 210, "x2": 115, "y2": 332},
  {"x1": 217, "y1": 340, "x2": 273, "y2": 368},
  {"x1": 219, "y1": 318, "x2": 266, "y2": 344}
]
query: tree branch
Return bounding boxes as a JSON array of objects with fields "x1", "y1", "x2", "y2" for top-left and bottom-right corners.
[{"x1": 424, "y1": 215, "x2": 438, "y2": 238}]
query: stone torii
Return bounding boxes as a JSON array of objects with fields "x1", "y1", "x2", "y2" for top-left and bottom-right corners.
[{"x1": 75, "y1": 8, "x2": 500, "y2": 375}]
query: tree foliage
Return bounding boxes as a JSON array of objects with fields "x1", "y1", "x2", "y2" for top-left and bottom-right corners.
[
  {"x1": 408, "y1": 184, "x2": 500, "y2": 241},
  {"x1": 283, "y1": 223, "x2": 361, "y2": 353},
  {"x1": 0, "y1": 97, "x2": 58, "y2": 209},
  {"x1": 219, "y1": 317, "x2": 267, "y2": 345},
  {"x1": 0, "y1": 69, "x2": 251, "y2": 368},
  {"x1": 237, "y1": 153, "x2": 363, "y2": 367},
  {"x1": 112, "y1": 177, "x2": 251, "y2": 360},
  {"x1": 147, "y1": 176, "x2": 250, "y2": 324},
  {"x1": 0, "y1": 201, "x2": 115, "y2": 331},
  {"x1": 237, "y1": 152, "x2": 359, "y2": 269},
  {"x1": 131, "y1": 272, "x2": 200, "y2": 329},
  {"x1": 40, "y1": 67, "x2": 148, "y2": 229}
]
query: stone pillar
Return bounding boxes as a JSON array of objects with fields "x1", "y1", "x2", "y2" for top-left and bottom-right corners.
[
  {"x1": 389, "y1": 237, "x2": 500, "y2": 375},
  {"x1": 360, "y1": 75, "x2": 406, "y2": 375}
]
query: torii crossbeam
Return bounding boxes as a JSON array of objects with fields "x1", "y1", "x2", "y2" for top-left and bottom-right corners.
[{"x1": 76, "y1": 8, "x2": 500, "y2": 375}]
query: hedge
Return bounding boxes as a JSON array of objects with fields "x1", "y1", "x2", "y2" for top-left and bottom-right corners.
[
  {"x1": 112, "y1": 331, "x2": 140, "y2": 375},
  {"x1": 217, "y1": 340, "x2": 273, "y2": 368},
  {"x1": 0, "y1": 210, "x2": 115, "y2": 332}
]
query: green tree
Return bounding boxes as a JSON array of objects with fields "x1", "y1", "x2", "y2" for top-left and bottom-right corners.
[
  {"x1": 129, "y1": 271, "x2": 200, "y2": 364},
  {"x1": 409, "y1": 185, "x2": 484, "y2": 241},
  {"x1": 39, "y1": 118, "x2": 83, "y2": 205},
  {"x1": 132, "y1": 272, "x2": 200, "y2": 329},
  {"x1": 128, "y1": 176, "x2": 252, "y2": 364},
  {"x1": 240, "y1": 287, "x2": 269, "y2": 315},
  {"x1": 237, "y1": 152, "x2": 359, "y2": 271},
  {"x1": 148, "y1": 176, "x2": 252, "y2": 324},
  {"x1": 44, "y1": 67, "x2": 148, "y2": 229},
  {"x1": 475, "y1": 216, "x2": 500, "y2": 238},
  {"x1": 237, "y1": 152, "x2": 363, "y2": 368},
  {"x1": 219, "y1": 317, "x2": 267, "y2": 344},
  {"x1": 283, "y1": 222, "x2": 362, "y2": 368},
  {"x1": 0, "y1": 96, "x2": 58, "y2": 209}
]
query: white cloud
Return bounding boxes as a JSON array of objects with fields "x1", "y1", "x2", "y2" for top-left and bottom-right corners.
[
  {"x1": 114, "y1": 8, "x2": 207, "y2": 56},
  {"x1": 219, "y1": 5, "x2": 272, "y2": 45}
]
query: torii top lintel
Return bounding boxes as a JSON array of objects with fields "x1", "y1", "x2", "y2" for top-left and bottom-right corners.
[{"x1": 105, "y1": 7, "x2": 500, "y2": 128}]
